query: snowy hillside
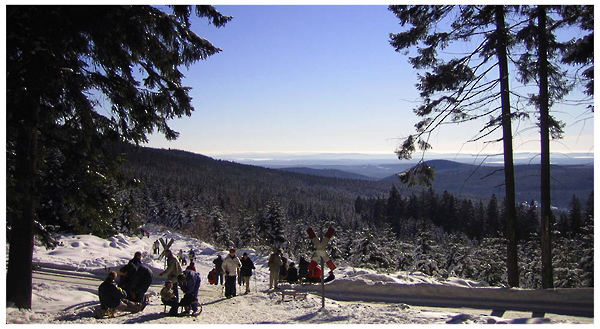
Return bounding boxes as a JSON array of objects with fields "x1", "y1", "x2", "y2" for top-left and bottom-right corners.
[{"x1": 5, "y1": 225, "x2": 591, "y2": 324}]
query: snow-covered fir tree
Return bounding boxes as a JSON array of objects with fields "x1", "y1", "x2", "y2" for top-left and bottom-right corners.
[
  {"x1": 211, "y1": 207, "x2": 232, "y2": 249},
  {"x1": 261, "y1": 200, "x2": 286, "y2": 249},
  {"x1": 411, "y1": 221, "x2": 445, "y2": 277},
  {"x1": 238, "y1": 212, "x2": 258, "y2": 248},
  {"x1": 468, "y1": 237, "x2": 506, "y2": 286}
]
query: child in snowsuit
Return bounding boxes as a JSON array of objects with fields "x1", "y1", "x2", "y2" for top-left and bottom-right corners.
[{"x1": 160, "y1": 281, "x2": 179, "y2": 316}]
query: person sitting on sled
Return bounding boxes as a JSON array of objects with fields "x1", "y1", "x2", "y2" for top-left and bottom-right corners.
[
  {"x1": 96, "y1": 271, "x2": 143, "y2": 318},
  {"x1": 160, "y1": 280, "x2": 179, "y2": 316}
]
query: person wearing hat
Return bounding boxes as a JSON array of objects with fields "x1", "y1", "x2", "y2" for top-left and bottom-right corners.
[
  {"x1": 267, "y1": 248, "x2": 283, "y2": 289},
  {"x1": 221, "y1": 248, "x2": 241, "y2": 298},
  {"x1": 240, "y1": 252, "x2": 256, "y2": 294}
]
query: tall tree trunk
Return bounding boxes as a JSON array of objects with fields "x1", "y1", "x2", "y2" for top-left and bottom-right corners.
[
  {"x1": 6, "y1": 48, "x2": 42, "y2": 308},
  {"x1": 6, "y1": 94, "x2": 39, "y2": 309},
  {"x1": 537, "y1": 5, "x2": 554, "y2": 289},
  {"x1": 494, "y1": 5, "x2": 519, "y2": 287}
]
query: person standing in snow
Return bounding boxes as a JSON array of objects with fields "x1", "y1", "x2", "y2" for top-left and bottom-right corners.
[
  {"x1": 268, "y1": 249, "x2": 283, "y2": 289},
  {"x1": 188, "y1": 249, "x2": 196, "y2": 263},
  {"x1": 153, "y1": 240, "x2": 160, "y2": 255},
  {"x1": 97, "y1": 271, "x2": 143, "y2": 317},
  {"x1": 177, "y1": 270, "x2": 202, "y2": 315},
  {"x1": 213, "y1": 255, "x2": 224, "y2": 285},
  {"x1": 178, "y1": 249, "x2": 187, "y2": 266},
  {"x1": 159, "y1": 249, "x2": 183, "y2": 301},
  {"x1": 222, "y1": 248, "x2": 241, "y2": 298},
  {"x1": 286, "y1": 262, "x2": 298, "y2": 283},
  {"x1": 240, "y1": 252, "x2": 255, "y2": 294}
]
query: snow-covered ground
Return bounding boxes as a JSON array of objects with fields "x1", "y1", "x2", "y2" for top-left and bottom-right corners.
[{"x1": 5, "y1": 225, "x2": 593, "y2": 324}]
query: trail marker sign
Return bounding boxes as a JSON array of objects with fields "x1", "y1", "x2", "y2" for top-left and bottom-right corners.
[
  {"x1": 158, "y1": 237, "x2": 174, "y2": 264},
  {"x1": 307, "y1": 227, "x2": 336, "y2": 271},
  {"x1": 307, "y1": 226, "x2": 336, "y2": 309}
]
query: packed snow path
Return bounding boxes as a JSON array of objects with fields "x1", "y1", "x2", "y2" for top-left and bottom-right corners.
[
  {"x1": 6, "y1": 227, "x2": 592, "y2": 324},
  {"x1": 12, "y1": 264, "x2": 588, "y2": 324}
]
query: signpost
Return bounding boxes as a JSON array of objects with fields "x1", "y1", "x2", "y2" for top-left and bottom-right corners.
[
  {"x1": 307, "y1": 226, "x2": 336, "y2": 309},
  {"x1": 158, "y1": 237, "x2": 174, "y2": 269}
]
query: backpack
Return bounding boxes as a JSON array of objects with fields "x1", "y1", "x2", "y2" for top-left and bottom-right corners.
[{"x1": 207, "y1": 269, "x2": 217, "y2": 284}]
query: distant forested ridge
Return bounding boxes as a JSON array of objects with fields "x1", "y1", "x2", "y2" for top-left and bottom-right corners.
[
  {"x1": 112, "y1": 145, "x2": 592, "y2": 289},
  {"x1": 380, "y1": 160, "x2": 593, "y2": 209}
]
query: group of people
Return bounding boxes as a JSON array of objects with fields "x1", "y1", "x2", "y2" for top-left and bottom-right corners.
[
  {"x1": 268, "y1": 250, "x2": 335, "y2": 289},
  {"x1": 98, "y1": 245, "x2": 330, "y2": 318},
  {"x1": 177, "y1": 248, "x2": 195, "y2": 266},
  {"x1": 210, "y1": 249, "x2": 256, "y2": 298},
  {"x1": 96, "y1": 252, "x2": 151, "y2": 317},
  {"x1": 97, "y1": 249, "x2": 202, "y2": 317},
  {"x1": 158, "y1": 249, "x2": 201, "y2": 316}
]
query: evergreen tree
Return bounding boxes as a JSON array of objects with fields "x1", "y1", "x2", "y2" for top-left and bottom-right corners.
[
  {"x1": 262, "y1": 200, "x2": 287, "y2": 249},
  {"x1": 584, "y1": 192, "x2": 594, "y2": 223},
  {"x1": 6, "y1": 5, "x2": 231, "y2": 308},
  {"x1": 486, "y1": 194, "x2": 500, "y2": 236},
  {"x1": 389, "y1": 4, "x2": 521, "y2": 287},
  {"x1": 211, "y1": 207, "x2": 231, "y2": 249},
  {"x1": 559, "y1": 6, "x2": 594, "y2": 98},
  {"x1": 238, "y1": 212, "x2": 258, "y2": 248},
  {"x1": 350, "y1": 226, "x2": 393, "y2": 269},
  {"x1": 568, "y1": 195, "x2": 582, "y2": 234}
]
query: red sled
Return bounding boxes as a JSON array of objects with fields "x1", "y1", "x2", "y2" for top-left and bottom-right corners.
[{"x1": 207, "y1": 269, "x2": 217, "y2": 285}]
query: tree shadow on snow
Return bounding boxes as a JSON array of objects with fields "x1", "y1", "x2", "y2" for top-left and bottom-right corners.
[
  {"x1": 62, "y1": 300, "x2": 98, "y2": 312},
  {"x1": 55, "y1": 309, "x2": 96, "y2": 322},
  {"x1": 201, "y1": 298, "x2": 227, "y2": 306},
  {"x1": 292, "y1": 311, "x2": 349, "y2": 323},
  {"x1": 123, "y1": 312, "x2": 168, "y2": 324}
]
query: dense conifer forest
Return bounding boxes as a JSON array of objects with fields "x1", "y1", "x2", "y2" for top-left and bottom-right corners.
[{"x1": 113, "y1": 144, "x2": 593, "y2": 289}]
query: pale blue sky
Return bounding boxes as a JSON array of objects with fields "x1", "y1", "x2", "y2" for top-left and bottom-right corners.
[{"x1": 145, "y1": 5, "x2": 594, "y2": 157}]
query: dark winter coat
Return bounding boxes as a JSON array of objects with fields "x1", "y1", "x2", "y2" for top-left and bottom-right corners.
[
  {"x1": 287, "y1": 267, "x2": 298, "y2": 283},
  {"x1": 298, "y1": 258, "x2": 309, "y2": 279},
  {"x1": 280, "y1": 256, "x2": 288, "y2": 277},
  {"x1": 240, "y1": 257, "x2": 255, "y2": 277},
  {"x1": 99, "y1": 278, "x2": 126, "y2": 310},
  {"x1": 213, "y1": 256, "x2": 224, "y2": 274},
  {"x1": 129, "y1": 257, "x2": 142, "y2": 267},
  {"x1": 130, "y1": 264, "x2": 153, "y2": 298},
  {"x1": 180, "y1": 270, "x2": 201, "y2": 298}
]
